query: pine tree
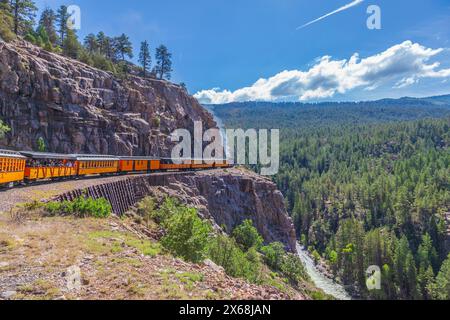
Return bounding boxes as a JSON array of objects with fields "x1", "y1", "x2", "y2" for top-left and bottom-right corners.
[
  {"x1": 38, "y1": 7, "x2": 57, "y2": 45},
  {"x1": 96, "y1": 31, "x2": 107, "y2": 55},
  {"x1": 139, "y1": 40, "x2": 151, "y2": 78},
  {"x1": 83, "y1": 33, "x2": 98, "y2": 53},
  {"x1": 428, "y1": 254, "x2": 450, "y2": 300},
  {"x1": 62, "y1": 28, "x2": 80, "y2": 59},
  {"x1": 9, "y1": 0, "x2": 37, "y2": 35},
  {"x1": 154, "y1": 44, "x2": 172, "y2": 80},
  {"x1": 115, "y1": 33, "x2": 133, "y2": 61},
  {"x1": 55, "y1": 5, "x2": 69, "y2": 44}
]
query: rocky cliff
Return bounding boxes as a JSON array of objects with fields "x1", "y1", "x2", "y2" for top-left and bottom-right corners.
[
  {"x1": 0, "y1": 39, "x2": 297, "y2": 251},
  {"x1": 56, "y1": 169, "x2": 297, "y2": 252},
  {"x1": 0, "y1": 40, "x2": 215, "y2": 155}
]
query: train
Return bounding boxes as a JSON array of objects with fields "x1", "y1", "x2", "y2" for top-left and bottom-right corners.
[{"x1": 0, "y1": 149, "x2": 232, "y2": 188}]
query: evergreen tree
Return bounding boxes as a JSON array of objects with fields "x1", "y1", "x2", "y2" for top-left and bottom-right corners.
[
  {"x1": 38, "y1": 7, "x2": 57, "y2": 45},
  {"x1": 429, "y1": 254, "x2": 450, "y2": 300},
  {"x1": 55, "y1": 5, "x2": 69, "y2": 43},
  {"x1": 138, "y1": 40, "x2": 151, "y2": 78},
  {"x1": 96, "y1": 31, "x2": 107, "y2": 55},
  {"x1": 9, "y1": 0, "x2": 37, "y2": 35},
  {"x1": 62, "y1": 28, "x2": 80, "y2": 59},
  {"x1": 83, "y1": 33, "x2": 98, "y2": 53},
  {"x1": 115, "y1": 33, "x2": 133, "y2": 61},
  {"x1": 154, "y1": 44, "x2": 172, "y2": 80}
]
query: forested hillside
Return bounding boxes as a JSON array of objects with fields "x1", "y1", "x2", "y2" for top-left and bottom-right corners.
[{"x1": 210, "y1": 98, "x2": 450, "y2": 300}]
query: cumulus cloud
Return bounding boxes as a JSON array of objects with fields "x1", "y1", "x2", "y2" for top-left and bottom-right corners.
[{"x1": 194, "y1": 41, "x2": 450, "y2": 104}]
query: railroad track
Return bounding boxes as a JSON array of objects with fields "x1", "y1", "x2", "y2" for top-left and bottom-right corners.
[{"x1": 0, "y1": 170, "x2": 218, "y2": 214}]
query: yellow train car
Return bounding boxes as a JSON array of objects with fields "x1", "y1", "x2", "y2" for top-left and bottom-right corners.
[
  {"x1": 119, "y1": 157, "x2": 161, "y2": 173},
  {"x1": 0, "y1": 149, "x2": 26, "y2": 186},
  {"x1": 119, "y1": 159, "x2": 134, "y2": 173},
  {"x1": 149, "y1": 159, "x2": 161, "y2": 171},
  {"x1": 74, "y1": 155, "x2": 120, "y2": 176},
  {"x1": 213, "y1": 160, "x2": 231, "y2": 169},
  {"x1": 21, "y1": 152, "x2": 77, "y2": 181},
  {"x1": 191, "y1": 159, "x2": 218, "y2": 170},
  {"x1": 159, "y1": 158, "x2": 192, "y2": 171}
]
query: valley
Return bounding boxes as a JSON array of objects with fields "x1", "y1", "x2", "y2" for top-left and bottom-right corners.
[{"x1": 211, "y1": 99, "x2": 450, "y2": 300}]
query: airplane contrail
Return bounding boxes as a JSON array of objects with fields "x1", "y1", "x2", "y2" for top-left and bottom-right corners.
[{"x1": 296, "y1": 0, "x2": 364, "y2": 30}]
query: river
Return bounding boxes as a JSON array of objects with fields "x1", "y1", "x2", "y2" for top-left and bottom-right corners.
[{"x1": 296, "y1": 243, "x2": 352, "y2": 300}]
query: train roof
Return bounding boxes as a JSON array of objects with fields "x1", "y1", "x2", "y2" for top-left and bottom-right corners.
[
  {"x1": 19, "y1": 151, "x2": 74, "y2": 160},
  {"x1": 119, "y1": 156, "x2": 159, "y2": 160},
  {"x1": 69, "y1": 154, "x2": 120, "y2": 161},
  {"x1": 0, "y1": 149, "x2": 27, "y2": 159},
  {"x1": 160, "y1": 158, "x2": 228, "y2": 162}
]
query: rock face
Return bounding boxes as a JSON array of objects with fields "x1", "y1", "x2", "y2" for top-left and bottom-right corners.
[
  {"x1": 0, "y1": 40, "x2": 298, "y2": 252},
  {"x1": 0, "y1": 40, "x2": 215, "y2": 155},
  {"x1": 56, "y1": 169, "x2": 298, "y2": 252}
]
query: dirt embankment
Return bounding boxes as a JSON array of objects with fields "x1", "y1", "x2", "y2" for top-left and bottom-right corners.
[{"x1": 0, "y1": 212, "x2": 306, "y2": 300}]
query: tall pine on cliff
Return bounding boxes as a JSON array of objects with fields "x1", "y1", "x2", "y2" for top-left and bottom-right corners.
[
  {"x1": 154, "y1": 45, "x2": 173, "y2": 80},
  {"x1": 7, "y1": 0, "x2": 36, "y2": 35},
  {"x1": 139, "y1": 40, "x2": 151, "y2": 78},
  {"x1": 1, "y1": 1, "x2": 177, "y2": 84}
]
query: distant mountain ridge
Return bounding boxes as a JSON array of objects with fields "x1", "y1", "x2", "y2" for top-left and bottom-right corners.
[{"x1": 207, "y1": 94, "x2": 450, "y2": 129}]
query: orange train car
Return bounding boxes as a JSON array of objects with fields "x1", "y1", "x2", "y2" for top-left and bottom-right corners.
[
  {"x1": 159, "y1": 158, "x2": 192, "y2": 171},
  {"x1": 118, "y1": 157, "x2": 161, "y2": 173},
  {"x1": 20, "y1": 152, "x2": 78, "y2": 181},
  {"x1": 191, "y1": 159, "x2": 229, "y2": 170},
  {"x1": 0, "y1": 149, "x2": 26, "y2": 187},
  {"x1": 73, "y1": 154, "x2": 120, "y2": 176},
  {"x1": 1, "y1": 148, "x2": 233, "y2": 189}
]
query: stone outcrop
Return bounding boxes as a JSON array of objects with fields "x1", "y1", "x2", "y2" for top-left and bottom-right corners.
[
  {"x1": 0, "y1": 40, "x2": 215, "y2": 156},
  {"x1": 56, "y1": 169, "x2": 298, "y2": 252},
  {"x1": 0, "y1": 40, "x2": 297, "y2": 252}
]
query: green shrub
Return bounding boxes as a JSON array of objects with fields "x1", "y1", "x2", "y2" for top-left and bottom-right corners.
[
  {"x1": 232, "y1": 219, "x2": 263, "y2": 251},
  {"x1": 261, "y1": 242, "x2": 285, "y2": 270},
  {"x1": 136, "y1": 197, "x2": 181, "y2": 225},
  {"x1": 37, "y1": 137, "x2": 46, "y2": 152},
  {"x1": 161, "y1": 206, "x2": 212, "y2": 263},
  {"x1": 207, "y1": 234, "x2": 262, "y2": 283},
  {"x1": 280, "y1": 253, "x2": 308, "y2": 284},
  {"x1": 90, "y1": 52, "x2": 116, "y2": 73},
  {"x1": 0, "y1": 9, "x2": 15, "y2": 42},
  {"x1": 0, "y1": 119, "x2": 10, "y2": 139},
  {"x1": 152, "y1": 117, "x2": 161, "y2": 128},
  {"x1": 137, "y1": 197, "x2": 156, "y2": 226},
  {"x1": 312, "y1": 250, "x2": 321, "y2": 265},
  {"x1": 45, "y1": 197, "x2": 112, "y2": 218}
]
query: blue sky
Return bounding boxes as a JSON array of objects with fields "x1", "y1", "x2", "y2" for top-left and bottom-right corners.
[{"x1": 35, "y1": 0, "x2": 450, "y2": 103}]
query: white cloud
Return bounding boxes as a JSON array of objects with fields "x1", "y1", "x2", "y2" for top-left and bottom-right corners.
[{"x1": 194, "y1": 41, "x2": 450, "y2": 104}]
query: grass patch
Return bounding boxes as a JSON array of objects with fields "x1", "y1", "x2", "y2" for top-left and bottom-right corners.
[
  {"x1": 45, "y1": 197, "x2": 112, "y2": 218},
  {"x1": 175, "y1": 272, "x2": 204, "y2": 290},
  {"x1": 17, "y1": 279, "x2": 61, "y2": 300},
  {"x1": 86, "y1": 230, "x2": 161, "y2": 257},
  {"x1": 0, "y1": 234, "x2": 15, "y2": 252}
]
